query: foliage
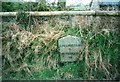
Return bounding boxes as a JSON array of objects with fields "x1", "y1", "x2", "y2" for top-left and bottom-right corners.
[{"x1": 2, "y1": 2, "x2": 50, "y2": 12}]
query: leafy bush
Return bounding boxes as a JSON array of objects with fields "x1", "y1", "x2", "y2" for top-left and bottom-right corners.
[{"x1": 2, "y1": 2, "x2": 50, "y2": 12}]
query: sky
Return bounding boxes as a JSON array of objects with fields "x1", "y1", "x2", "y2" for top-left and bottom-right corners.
[
  {"x1": 46, "y1": 0, "x2": 58, "y2": 4},
  {"x1": 46, "y1": 0, "x2": 92, "y2": 6},
  {"x1": 66, "y1": 0, "x2": 92, "y2": 6},
  {"x1": 100, "y1": 0, "x2": 120, "y2": 2}
]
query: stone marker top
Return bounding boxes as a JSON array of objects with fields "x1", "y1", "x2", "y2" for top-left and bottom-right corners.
[{"x1": 58, "y1": 35, "x2": 81, "y2": 47}]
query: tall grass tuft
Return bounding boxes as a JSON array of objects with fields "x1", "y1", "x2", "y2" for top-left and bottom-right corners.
[{"x1": 2, "y1": 15, "x2": 120, "y2": 80}]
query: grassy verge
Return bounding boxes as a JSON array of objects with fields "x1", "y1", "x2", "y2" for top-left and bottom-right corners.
[{"x1": 2, "y1": 16, "x2": 120, "y2": 80}]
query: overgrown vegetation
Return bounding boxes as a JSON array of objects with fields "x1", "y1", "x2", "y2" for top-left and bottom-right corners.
[{"x1": 2, "y1": 2, "x2": 120, "y2": 80}]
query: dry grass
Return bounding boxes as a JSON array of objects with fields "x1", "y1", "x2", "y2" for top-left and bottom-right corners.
[{"x1": 2, "y1": 15, "x2": 120, "y2": 80}]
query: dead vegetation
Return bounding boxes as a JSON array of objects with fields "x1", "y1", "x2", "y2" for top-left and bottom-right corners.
[{"x1": 2, "y1": 15, "x2": 120, "y2": 80}]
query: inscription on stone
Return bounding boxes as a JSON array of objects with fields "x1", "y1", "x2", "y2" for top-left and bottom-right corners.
[{"x1": 58, "y1": 35, "x2": 81, "y2": 62}]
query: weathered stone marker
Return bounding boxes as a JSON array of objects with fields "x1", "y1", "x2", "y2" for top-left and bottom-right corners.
[{"x1": 58, "y1": 35, "x2": 81, "y2": 62}]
